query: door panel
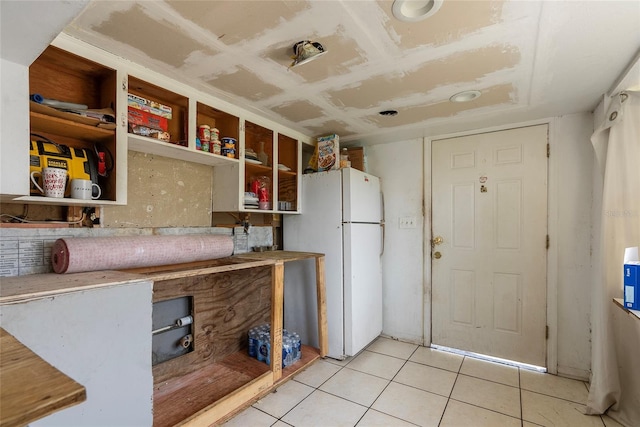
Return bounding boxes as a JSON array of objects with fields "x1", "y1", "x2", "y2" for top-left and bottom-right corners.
[{"x1": 432, "y1": 125, "x2": 548, "y2": 366}]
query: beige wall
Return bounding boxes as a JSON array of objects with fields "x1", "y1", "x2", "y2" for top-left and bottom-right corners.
[{"x1": 102, "y1": 151, "x2": 213, "y2": 228}]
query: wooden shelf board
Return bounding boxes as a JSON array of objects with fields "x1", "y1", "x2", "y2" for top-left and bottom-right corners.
[
  {"x1": 30, "y1": 111, "x2": 114, "y2": 142},
  {"x1": 9, "y1": 195, "x2": 121, "y2": 206},
  {"x1": 0, "y1": 328, "x2": 86, "y2": 427},
  {"x1": 128, "y1": 134, "x2": 239, "y2": 167},
  {"x1": 152, "y1": 347, "x2": 321, "y2": 427},
  {"x1": 152, "y1": 351, "x2": 269, "y2": 427}
]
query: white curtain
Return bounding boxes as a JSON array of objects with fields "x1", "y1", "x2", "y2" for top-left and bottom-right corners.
[{"x1": 587, "y1": 90, "x2": 640, "y2": 426}]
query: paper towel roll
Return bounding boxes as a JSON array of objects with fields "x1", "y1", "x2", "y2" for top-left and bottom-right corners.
[{"x1": 51, "y1": 234, "x2": 234, "y2": 274}]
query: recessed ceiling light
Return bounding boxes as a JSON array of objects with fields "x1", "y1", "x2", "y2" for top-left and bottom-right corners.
[
  {"x1": 449, "y1": 90, "x2": 482, "y2": 103},
  {"x1": 392, "y1": 0, "x2": 443, "y2": 22},
  {"x1": 379, "y1": 110, "x2": 399, "y2": 116}
]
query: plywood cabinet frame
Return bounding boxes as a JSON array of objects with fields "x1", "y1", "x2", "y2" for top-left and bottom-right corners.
[{"x1": 2, "y1": 33, "x2": 310, "y2": 213}]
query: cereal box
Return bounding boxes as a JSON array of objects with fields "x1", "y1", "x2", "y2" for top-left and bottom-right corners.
[{"x1": 317, "y1": 134, "x2": 339, "y2": 172}]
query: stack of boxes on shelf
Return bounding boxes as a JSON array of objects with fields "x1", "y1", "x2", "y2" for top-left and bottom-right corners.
[{"x1": 127, "y1": 94, "x2": 173, "y2": 143}]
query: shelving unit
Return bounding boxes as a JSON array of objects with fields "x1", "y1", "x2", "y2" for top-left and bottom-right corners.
[
  {"x1": 2, "y1": 35, "x2": 308, "y2": 213},
  {"x1": 15, "y1": 45, "x2": 123, "y2": 206}
]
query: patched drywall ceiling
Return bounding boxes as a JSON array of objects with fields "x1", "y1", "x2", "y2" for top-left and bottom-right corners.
[{"x1": 62, "y1": 0, "x2": 640, "y2": 144}]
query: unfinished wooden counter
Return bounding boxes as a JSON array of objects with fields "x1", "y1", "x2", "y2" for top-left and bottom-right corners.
[
  {"x1": 0, "y1": 328, "x2": 86, "y2": 427},
  {"x1": 125, "y1": 251, "x2": 327, "y2": 427}
]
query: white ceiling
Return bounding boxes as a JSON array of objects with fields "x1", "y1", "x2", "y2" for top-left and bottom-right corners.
[{"x1": 9, "y1": 1, "x2": 640, "y2": 144}]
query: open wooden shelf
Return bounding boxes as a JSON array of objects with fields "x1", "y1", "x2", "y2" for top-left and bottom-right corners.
[
  {"x1": 128, "y1": 134, "x2": 240, "y2": 167},
  {"x1": 153, "y1": 346, "x2": 320, "y2": 427},
  {"x1": 30, "y1": 112, "x2": 115, "y2": 142}
]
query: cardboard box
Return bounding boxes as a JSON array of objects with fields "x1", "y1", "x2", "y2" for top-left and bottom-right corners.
[
  {"x1": 346, "y1": 147, "x2": 365, "y2": 172},
  {"x1": 316, "y1": 134, "x2": 339, "y2": 172},
  {"x1": 128, "y1": 107, "x2": 168, "y2": 131},
  {"x1": 624, "y1": 263, "x2": 640, "y2": 310},
  {"x1": 127, "y1": 93, "x2": 173, "y2": 119}
]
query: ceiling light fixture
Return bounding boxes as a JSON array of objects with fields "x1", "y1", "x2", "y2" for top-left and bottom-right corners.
[
  {"x1": 290, "y1": 40, "x2": 327, "y2": 68},
  {"x1": 392, "y1": 0, "x2": 443, "y2": 22},
  {"x1": 449, "y1": 90, "x2": 482, "y2": 103}
]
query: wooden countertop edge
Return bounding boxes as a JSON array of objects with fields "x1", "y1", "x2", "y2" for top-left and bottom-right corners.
[
  {"x1": 0, "y1": 270, "x2": 149, "y2": 305},
  {"x1": 0, "y1": 328, "x2": 86, "y2": 427},
  {"x1": 234, "y1": 250, "x2": 325, "y2": 263},
  {"x1": 0, "y1": 252, "x2": 323, "y2": 304}
]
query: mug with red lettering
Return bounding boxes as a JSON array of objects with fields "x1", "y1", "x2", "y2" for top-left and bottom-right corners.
[{"x1": 30, "y1": 167, "x2": 68, "y2": 198}]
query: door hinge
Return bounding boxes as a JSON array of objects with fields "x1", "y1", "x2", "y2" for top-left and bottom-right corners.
[
  {"x1": 547, "y1": 143, "x2": 550, "y2": 158},
  {"x1": 546, "y1": 235, "x2": 550, "y2": 249},
  {"x1": 545, "y1": 325, "x2": 549, "y2": 339}
]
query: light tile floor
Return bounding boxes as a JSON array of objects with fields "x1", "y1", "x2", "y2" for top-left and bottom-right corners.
[{"x1": 222, "y1": 337, "x2": 617, "y2": 427}]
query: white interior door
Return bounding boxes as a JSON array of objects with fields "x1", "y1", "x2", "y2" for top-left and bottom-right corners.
[{"x1": 431, "y1": 125, "x2": 548, "y2": 366}]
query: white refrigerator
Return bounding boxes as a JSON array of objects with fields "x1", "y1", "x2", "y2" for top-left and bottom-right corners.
[{"x1": 283, "y1": 168, "x2": 384, "y2": 359}]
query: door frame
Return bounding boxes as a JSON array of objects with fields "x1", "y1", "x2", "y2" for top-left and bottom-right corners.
[{"x1": 423, "y1": 117, "x2": 559, "y2": 374}]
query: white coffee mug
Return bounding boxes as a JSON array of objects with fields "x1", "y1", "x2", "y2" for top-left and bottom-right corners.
[
  {"x1": 30, "y1": 167, "x2": 68, "y2": 198},
  {"x1": 70, "y1": 179, "x2": 101, "y2": 200}
]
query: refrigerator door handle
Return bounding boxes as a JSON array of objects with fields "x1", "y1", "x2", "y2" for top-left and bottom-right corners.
[
  {"x1": 380, "y1": 192, "x2": 385, "y2": 223},
  {"x1": 380, "y1": 222, "x2": 385, "y2": 256}
]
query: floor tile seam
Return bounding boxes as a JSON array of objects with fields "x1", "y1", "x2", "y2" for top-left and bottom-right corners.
[
  {"x1": 390, "y1": 377, "x2": 454, "y2": 400},
  {"x1": 248, "y1": 405, "x2": 281, "y2": 424},
  {"x1": 457, "y1": 372, "x2": 521, "y2": 390},
  {"x1": 295, "y1": 361, "x2": 345, "y2": 390},
  {"x1": 363, "y1": 348, "x2": 415, "y2": 362},
  {"x1": 448, "y1": 396, "x2": 523, "y2": 420},
  {"x1": 356, "y1": 408, "x2": 423, "y2": 427},
  {"x1": 519, "y1": 367, "x2": 524, "y2": 427},
  {"x1": 366, "y1": 347, "x2": 418, "y2": 360},
  {"x1": 315, "y1": 383, "x2": 386, "y2": 410},
  {"x1": 408, "y1": 357, "x2": 463, "y2": 374},
  {"x1": 405, "y1": 358, "x2": 464, "y2": 375},
  {"x1": 519, "y1": 387, "x2": 589, "y2": 406},
  {"x1": 345, "y1": 364, "x2": 405, "y2": 382},
  {"x1": 272, "y1": 388, "x2": 357, "y2": 426}
]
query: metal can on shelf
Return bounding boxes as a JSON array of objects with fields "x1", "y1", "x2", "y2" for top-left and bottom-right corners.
[
  {"x1": 198, "y1": 124, "x2": 211, "y2": 142},
  {"x1": 211, "y1": 139, "x2": 221, "y2": 155}
]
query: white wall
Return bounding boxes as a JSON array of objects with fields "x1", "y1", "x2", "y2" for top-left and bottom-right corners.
[
  {"x1": 0, "y1": 281, "x2": 154, "y2": 426},
  {"x1": 366, "y1": 139, "x2": 425, "y2": 344},
  {"x1": 553, "y1": 113, "x2": 594, "y2": 379},
  {"x1": 365, "y1": 114, "x2": 594, "y2": 378}
]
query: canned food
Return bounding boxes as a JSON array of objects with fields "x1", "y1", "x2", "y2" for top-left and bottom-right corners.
[
  {"x1": 198, "y1": 125, "x2": 211, "y2": 141},
  {"x1": 211, "y1": 139, "x2": 221, "y2": 155},
  {"x1": 221, "y1": 147, "x2": 236, "y2": 158},
  {"x1": 210, "y1": 127, "x2": 220, "y2": 141},
  {"x1": 221, "y1": 137, "x2": 236, "y2": 147}
]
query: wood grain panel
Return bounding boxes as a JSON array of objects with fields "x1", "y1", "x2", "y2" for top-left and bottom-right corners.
[
  {"x1": 152, "y1": 266, "x2": 272, "y2": 384},
  {"x1": 0, "y1": 328, "x2": 86, "y2": 427}
]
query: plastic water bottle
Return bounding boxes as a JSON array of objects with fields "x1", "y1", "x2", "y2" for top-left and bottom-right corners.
[
  {"x1": 292, "y1": 332, "x2": 302, "y2": 363},
  {"x1": 258, "y1": 331, "x2": 270, "y2": 365},
  {"x1": 282, "y1": 337, "x2": 294, "y2": 367},
  {"x1": 248, "y1": 328, "x2": 258, "y2": 358}
]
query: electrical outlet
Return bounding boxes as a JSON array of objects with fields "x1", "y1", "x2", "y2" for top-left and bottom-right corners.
[{"x1": 399, "y1": 216, "x2": 417, "y2": 229}]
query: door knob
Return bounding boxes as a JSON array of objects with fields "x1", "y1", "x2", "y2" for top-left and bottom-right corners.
[
  {"x1": 431, "y1": 236, "x2": 443, "y2": 249},
  {"x1": 433, "y1": 251, "x2": 442, "y2": 259}
]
